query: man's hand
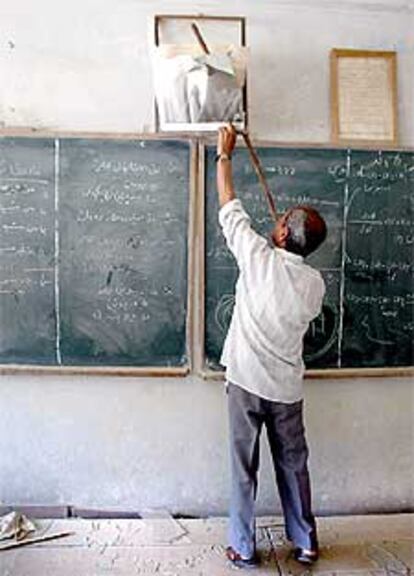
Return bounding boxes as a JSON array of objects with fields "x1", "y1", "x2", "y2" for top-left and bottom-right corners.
[{"x1": 217, "y1": 124, "x2": 237, "y2": 158}]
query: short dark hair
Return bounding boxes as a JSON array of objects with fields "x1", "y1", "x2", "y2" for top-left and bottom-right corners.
[{"x1": 285, "y1": 206, "x2": 327, "y2": 257}]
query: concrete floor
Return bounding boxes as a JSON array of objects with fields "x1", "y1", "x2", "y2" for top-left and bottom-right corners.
[{"x1": 0, "y1": 514, "x2": 413, "y2": 575}]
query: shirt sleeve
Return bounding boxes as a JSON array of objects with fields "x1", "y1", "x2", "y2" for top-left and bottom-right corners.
[{"x1": 218, "y1": 199, "x2": 269, "y2": 269}]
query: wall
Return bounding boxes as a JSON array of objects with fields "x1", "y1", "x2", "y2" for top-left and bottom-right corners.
[
  {"x1": 0, "y1": 0, "x2": 413, "y2": 516},
  {"x1": 0, "y1": 374, "x2": 413, "y2": 515}
]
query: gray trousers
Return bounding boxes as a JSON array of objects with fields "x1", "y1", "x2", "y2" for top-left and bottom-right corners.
[{"x1": 227, "y1": 382, "x2": 318, "y2": 558}]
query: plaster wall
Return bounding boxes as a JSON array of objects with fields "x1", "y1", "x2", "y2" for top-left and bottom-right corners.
[
  {"x1": 0, "y1": 375, "x2": 413, "y2": 515},
  {"x1": 1, "y1": 0, "x2": 413, "y2": 144},
  {"x1": 0, "y1": 0, "x2": 413, "y2": 515}
]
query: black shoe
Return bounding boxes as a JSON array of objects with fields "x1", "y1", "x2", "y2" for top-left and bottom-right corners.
[
  {"x1": 294, "y1": 547, "x2": 319, "y2": 565},
  {"x1": 226, "y1": 546, "x2": 260, "y2": 569}
]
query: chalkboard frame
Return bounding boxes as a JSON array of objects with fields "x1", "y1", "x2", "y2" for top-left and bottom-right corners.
[
  {"x1": 1, "y1": 131, "x2": 413, "y2": 378},
  {"x1": 0, "y1": 130, "x2": 197, "y2": 376},
  {"x1": 198, "y1": 139, "x2": 414, "y2": 379}
]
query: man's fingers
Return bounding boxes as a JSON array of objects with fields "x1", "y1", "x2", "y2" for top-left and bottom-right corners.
[
  {"x1": 218, "y1": 124, "x2": 237, "y2": 156},
  {"x1": 217, "y1": 127, "x2": 225, "y2": 147}
]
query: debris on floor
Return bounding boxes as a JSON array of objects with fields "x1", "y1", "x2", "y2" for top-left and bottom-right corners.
[{"x1": 0, "y1": 511, "x2": 73, "y2": 552}]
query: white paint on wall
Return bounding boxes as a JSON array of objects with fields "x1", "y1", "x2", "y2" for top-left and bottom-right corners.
[
  {"x1": 0, "y1": 0, "x2": 413, "y2": 143},
  {"x1": 0, "y1": 374, "x2": 413, "y2": 515}
]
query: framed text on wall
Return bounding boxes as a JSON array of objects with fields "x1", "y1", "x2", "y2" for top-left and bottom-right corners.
[{"x1": 330, "y1": 49, "x2": 398, "y2": 145}]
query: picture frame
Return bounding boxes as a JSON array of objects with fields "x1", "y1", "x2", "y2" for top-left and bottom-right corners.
[
  {"x1": 330, "y1": 49, "x2": 398, "y2": 145},
  {"x1": 153, "y1": 14, "x2": 248, "y2": 133}
]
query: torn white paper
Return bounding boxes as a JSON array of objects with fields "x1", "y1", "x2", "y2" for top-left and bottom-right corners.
[
  {"x1": 0, "y1": 511, "x2": 36, "y2": 542},
  {"x1": 153, "y1": 44, "x2": 247, "y2": 128}
]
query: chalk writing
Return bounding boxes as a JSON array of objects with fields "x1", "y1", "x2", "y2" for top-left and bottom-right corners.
[
  {"x1": 0, "y1": 138, "x2": 57, "y2": 363},
  {"x1": 328, "y1": 164, "x2": 348, "y2": 182},
  {"x1": 56, "y1": 138, "x2": 189, "y2": 365},
  {"x1": 83, "y1": 183, "x2": 160, "y2": 204},
  {"x1": 93, "y1": 159, "x2": 181, "y2": 176},
  {"x1": 0, "y1": 159, "x2": 42, "y2": 178},
  {"x1": 347, "y1": 257, "x2": 413, "y2": 279},
  {"x1": 265, "y1": 165, "x2": 296, "y2": 176},
  {"x1": 276, "y1": 192, "x2": 340, "y2": 209},
  {"x1": 352, "y1": 152, "x2": 414, "y2": 180},
  {"x1": 206, "y1": 146, "x2": 414, "y2": 369},
  {"x1": 75, "y1": 209, "x2": 180, "y2": 225},
  {"x1": 395, "y1": 234, "x2": 414, "y2": 245},
  {"x1": 349, "y1": 216, "x2": 413, "y2": 226},
  {"x1": 346, "y1": 293, "x2": 414, "y2": 308}
]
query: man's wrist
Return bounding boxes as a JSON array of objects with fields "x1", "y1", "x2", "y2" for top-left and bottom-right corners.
[{"x1": 215, "y1": 153, "x2": 232, "y2": 163}]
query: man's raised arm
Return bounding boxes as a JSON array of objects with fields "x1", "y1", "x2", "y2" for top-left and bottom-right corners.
[
  {"x1": 216, "y1": 125, "x2": 237, "y2": 207},
  {"x1": 216, "y1": 125, "x2": 269, "y2": 268}
]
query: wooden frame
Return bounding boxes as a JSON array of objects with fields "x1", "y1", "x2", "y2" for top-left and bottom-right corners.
[
  {"x1": 153, "y1": 14, "x2": 248, "y2": 133},
  {"x1": 193, "y1": 140, "x2": 207, "y2": 375},
  {"x1": 0, "y1": 130, "x2": 196, "y2": 378},
  {"x1": 1, "y1": 129, "x2": 413, "y2": 379},
  {"x1": 200, "y1": 366, "x2": 414, "y2": 380},
  {"x1": 0, "y1": 365, "x2": 189, "y2": 377},
  {"x1": 330, "y1": 49, "x2": 398, "y2": 145}
]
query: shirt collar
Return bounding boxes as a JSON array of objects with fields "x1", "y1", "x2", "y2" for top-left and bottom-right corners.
[{"x1": 274, "y1": 246, "x2": 304, "y2": 263}]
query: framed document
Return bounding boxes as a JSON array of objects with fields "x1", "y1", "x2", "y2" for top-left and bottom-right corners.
[{"x1": 330, "y1": 49, "x2": 398, "y2": 145}]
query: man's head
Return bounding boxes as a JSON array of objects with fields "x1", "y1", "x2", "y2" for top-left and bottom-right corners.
[{"x1": 272, "y1": 206, "x2": 327, "y2": 257}]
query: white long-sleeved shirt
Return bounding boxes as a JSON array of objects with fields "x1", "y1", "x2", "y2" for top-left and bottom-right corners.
[{"x1": 219, "y1": 199, "x2": 325, "y2": 403}]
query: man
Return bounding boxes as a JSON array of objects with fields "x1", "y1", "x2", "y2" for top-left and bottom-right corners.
[{"x1": 216, "y1": 125, "x2": 327, "y2": 569}]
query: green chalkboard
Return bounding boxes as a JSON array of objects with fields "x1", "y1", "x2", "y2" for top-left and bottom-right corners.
[
  {"x1": 205, "y1": 146, "x2": 414, "y2": 370},
  {"x1": 343, "y1": 150, "x2": 414, "y2": 368},
  {"x1": 0, "y1": 138, "x2": 57, "y2": 364},
  {"x1": 0, "y1": 137, "x2": 190, "y2": 367}
]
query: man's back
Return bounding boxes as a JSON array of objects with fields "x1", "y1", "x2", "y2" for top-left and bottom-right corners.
[{"x1": 219, "y1": 199, "x2": 325, "y2": 403}]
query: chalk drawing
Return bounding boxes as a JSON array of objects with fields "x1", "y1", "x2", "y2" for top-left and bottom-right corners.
[
  {"x1": 361, "y1": 315, "x2": 394, "y2": 346},
  {"x1": 215, "y1": 293, "x2": 235, "y2": 334},
  {"x1": 304, "y1": 302, "x2": 340, "y2": 362}
]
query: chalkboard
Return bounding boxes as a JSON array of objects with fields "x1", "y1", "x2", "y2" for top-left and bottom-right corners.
[
  {"x1": 0, "y1": 138, "x2": 57, "y2": 364},
  {"x1": 0, "y1": 137, "x2": 190, "y2": 367},
  {"x1": 205, "y1": 146, "x2": 414, "y2": 370}
]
